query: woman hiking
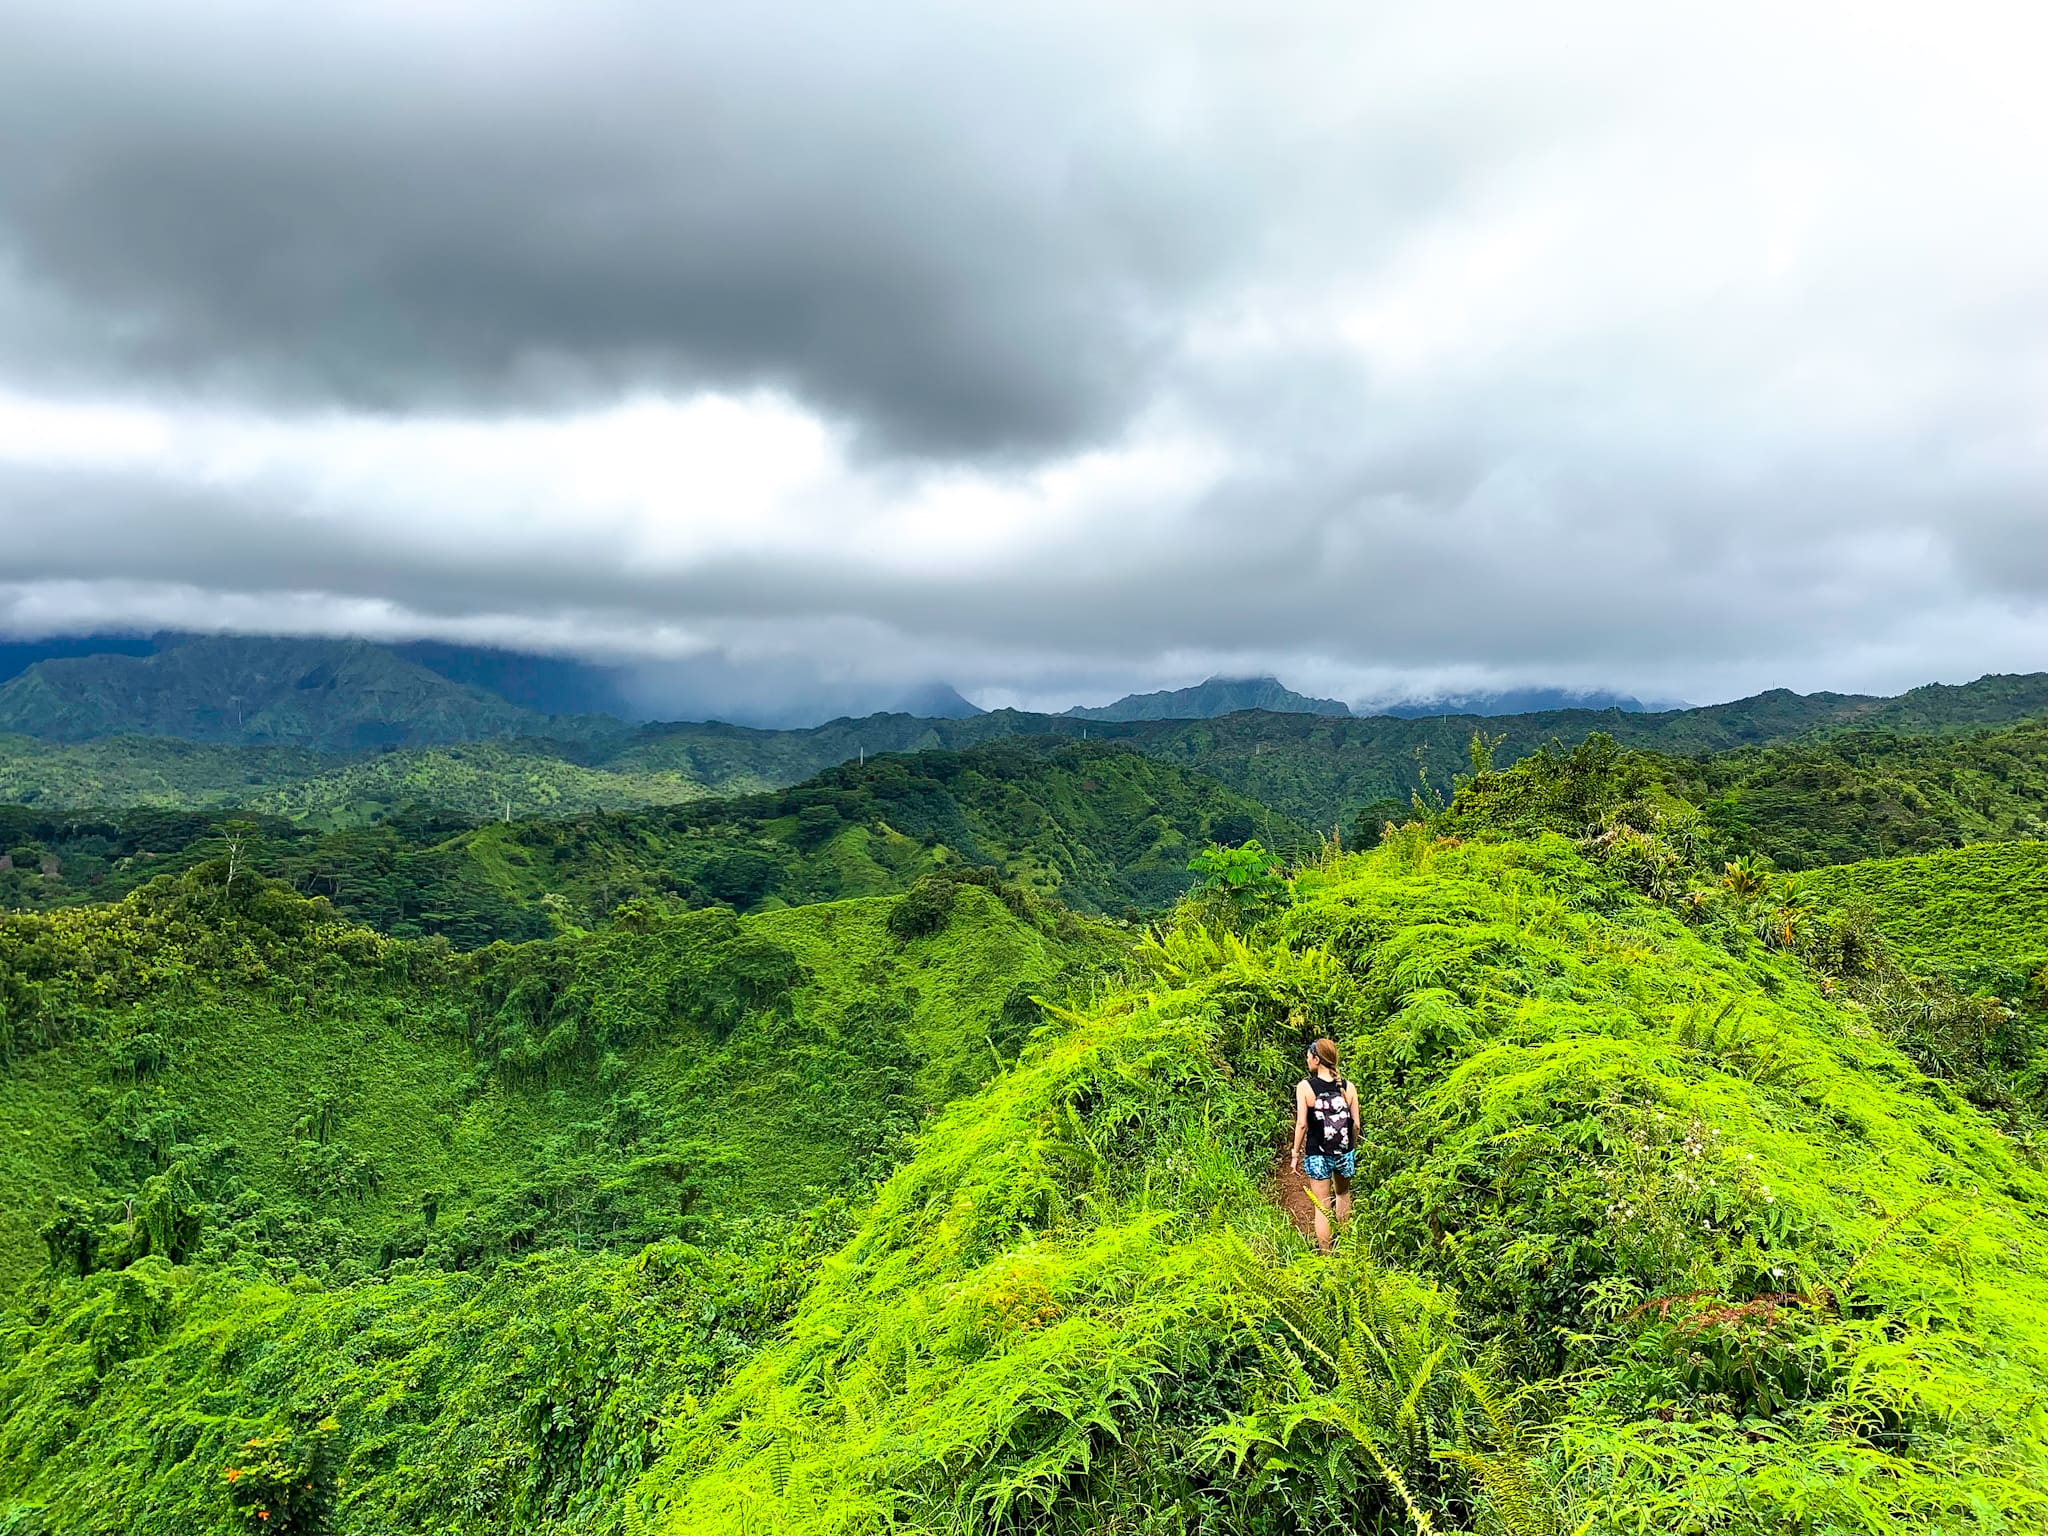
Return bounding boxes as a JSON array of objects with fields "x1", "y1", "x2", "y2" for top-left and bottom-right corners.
[{"x1": 1291, "y1": 1037, "x2": 1360, "y2": 1253}]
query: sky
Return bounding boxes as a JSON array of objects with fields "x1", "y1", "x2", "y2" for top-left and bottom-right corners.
[{"x1": 2, "y1": 0, "x2": 2046, "y2": 716}]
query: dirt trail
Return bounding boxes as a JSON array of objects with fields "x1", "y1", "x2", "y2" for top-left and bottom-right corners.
[{"x1": 1265, "y1": 1149, "x2": 1320, "y2": 1244}]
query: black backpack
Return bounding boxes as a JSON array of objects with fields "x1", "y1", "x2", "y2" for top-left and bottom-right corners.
[{"x1": 1306, "y1": 1075, "x2": 1353, "y2": 1154}]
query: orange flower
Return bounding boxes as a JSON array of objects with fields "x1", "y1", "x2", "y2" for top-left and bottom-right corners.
[{"x1": 225, "y1": 1469, "x2": 241, "y2": 1481}]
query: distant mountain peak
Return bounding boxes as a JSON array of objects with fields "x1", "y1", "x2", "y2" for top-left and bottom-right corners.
[
  {"x1": 1066, "y1": 675, "x2": 1352, "y2": 722},
  {"x1": 885, "y1": 681, "x2": 984, "y2": 719}
]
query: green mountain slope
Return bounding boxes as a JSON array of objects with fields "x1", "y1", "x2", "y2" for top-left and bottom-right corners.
[
  {"x1": 1666, "y1": 718, "x2": 2048, "y2": 869},
  {"x1": 1795, "y1": 841, "x2": 2048, "y2": 987},
  {"x1": 1065, "y1": 673, "x2": 1353, "y2": 720},
  {"x1": 2, "y1": 741, "x2": 1303, "y2": 944},
  {"x1": 490, "y1": 668, "x2": 2048, "y2": 833},
  {"x1": 0, "y1": 636, "x2": 565, "y2": 749},
  {"x1": 10, "y1": 652, "x2": 2048, "y2": 833},
  {"x1": 431, "y1": 741, "x2": 1303, "y2": 927},
  {"x1": 0, "y1": 872, "x2": 1119, "y2": 1295},
  {"x1": 0, "y1": 733, "x2": 337, "y2": 808},
  {"x1": 0, "y1": 734, "x2": 703, "y2": 822},
  {"x1": 4, "y1": 827, "x2": 2045, "y2": 1531},
  {"x1": 243, "y1": 739, "x2": 711, "y2": 825}
]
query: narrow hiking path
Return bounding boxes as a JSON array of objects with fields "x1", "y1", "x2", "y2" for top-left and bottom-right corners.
[{"x1": 1266, "y1": 1147, "x2": 1319, "y2": 1244}]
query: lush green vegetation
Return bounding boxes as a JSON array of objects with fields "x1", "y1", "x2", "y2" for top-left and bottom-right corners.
[
  {"x1": 1439, "y1": 732, "x2": 2048, "y2": 1123},
  {"x1": 605, "y1": 669, "x2": 2048, "y2": 830},
  {"x1": 11, "y1": 658, "x2": 2048, "y2": 833},
  {"x1": 1668, "y1": 719, "x2": 2048, "y2": 869},
  {"x1": 0, "y1": 735, "x2": 705, "y2": 823},
  {"x1": 1, "y1": 742, "x2": 1304, "y2": 945},
  {"x1": 1795, "y1": 841, "x2": 2048, "y2": 989},
  {"x1": 625, "y1": 835, "x2": 2048, "y2": 1533},
  {"x1": 0, "y1": 734, "x2": 337, "y2": 810},
  {"x1": 0, "y1": 866, "x2": 1115, "y2": 1293},
  {"x1": 244, "y1": 741, "x2": 709, "y2": 826},
  {"x1": 4, "y1": 722, "x2": 2048, "y2": 1532}
]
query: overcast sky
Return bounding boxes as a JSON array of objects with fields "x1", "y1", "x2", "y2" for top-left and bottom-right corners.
[{"x1": 2, "y1": 0, "x2": 2045, "y2": 713}]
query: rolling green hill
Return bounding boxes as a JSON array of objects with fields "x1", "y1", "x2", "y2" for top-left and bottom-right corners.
[
  {"x1": 3, "y1": 807, "x2": 2045, "y2": 1531},
  {"x1": 0, "y1": 871, "x2": 1119, "y2": 1295}
]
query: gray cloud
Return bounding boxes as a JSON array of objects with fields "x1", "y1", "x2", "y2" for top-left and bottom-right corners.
[
  {"x1": 1, "y1": 1, "x2": 2046, "y2": 714},
  {"x1": 0, "y1": 2, "x2": 1364, "y2": 456}
]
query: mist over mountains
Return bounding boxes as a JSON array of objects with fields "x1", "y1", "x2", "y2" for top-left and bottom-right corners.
[
  {"x1": 0, "y1": 633, "x2": 1693, "y2": 737},
  {"x1": 0, "y1": 633, "x2": 986, "y2": 733},
  {"x1": 1373, "y1": 686, "x2": 1686, "y2": 717}
]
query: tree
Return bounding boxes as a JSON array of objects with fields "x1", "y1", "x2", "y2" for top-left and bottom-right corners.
[
  {"x1": 215, "y1": 819, "x2": 262, "y2": 909},
  {"x1": 1187, "y1": 839, "x2": 1288, "y2": 928}
]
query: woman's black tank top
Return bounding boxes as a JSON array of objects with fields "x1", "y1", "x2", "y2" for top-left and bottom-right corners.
[{"x1": 1303, "y1": 1074, "x2": 1353, "y2": 1156}]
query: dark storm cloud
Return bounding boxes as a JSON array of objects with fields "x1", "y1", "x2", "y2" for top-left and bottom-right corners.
[
  {"x1": 2, "y1": 2, "x2": 2046, "y2": 713},
  {"x1": 0, "y1": 2, "x2": 1373, "y2": 457}
]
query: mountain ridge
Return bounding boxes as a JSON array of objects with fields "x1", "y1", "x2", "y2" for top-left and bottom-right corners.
[
  {"x1": 0, "y1": 635, "x2": 565, "y2": 749},
  {"x1": 1065, "y1": 674, "x2": 1352, "y2": 721},
  {"x1": 9, "y1": 669, "x2": 2048, "y2": 832},
  {"x1": 0, "y1": 633, "x2": 987, "y2": 732}
]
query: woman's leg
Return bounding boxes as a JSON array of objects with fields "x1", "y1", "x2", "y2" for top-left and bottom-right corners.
[
  {"x1": 1331, "y1": 1172, "x2": 1353, "y2": 1240},
  {"x1": 1305, "y1": 1175, "x2": 1334, "y2": 1252}
]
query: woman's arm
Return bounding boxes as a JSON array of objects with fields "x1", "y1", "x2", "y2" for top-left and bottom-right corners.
[
  {"x1": 1291, "y1": 1081, "x2": 1310, "y2": 1169},
  {"x1": 1345, "y1": 1082, "x2": 1361, "y2": 1145}
]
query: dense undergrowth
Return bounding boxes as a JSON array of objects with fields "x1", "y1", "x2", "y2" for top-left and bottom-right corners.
[
  {"x1": 1796, "y1": 840, "x2": 2048, "y2": 987},
  {"x1": 0, "y1": 863, "x2": 1114, "y2": 1290},
  {"x1": 629, "y1": 829, "x2": 2048, "y2": 1533},
  {"x1": 2, "y1": 737, "x2": 2046, "y2": 1533}
]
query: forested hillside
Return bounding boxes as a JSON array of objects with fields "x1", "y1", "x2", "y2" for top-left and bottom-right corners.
[
  {"x1": 2, "y1": 742, "x2": 1303, "y2": 944},
  {"x1": 0, "y1": 637, "x2": 581, "y2": 749},
  {"x1": 3, "y1": 745, "x2": 2045, "y2": 1532},
  {"x1": 0, "y1": 868, "x2": 1117, "y2": 1289},
  {"x1": 1667, "y1": 719, "x2": 2048, "y2": 868},
  {"x1": 0, "y1": 735, "x2": 708, "y2": 822},
  {"x1": 7, "y1": 642, "x2": 2048, "y2": 835}
]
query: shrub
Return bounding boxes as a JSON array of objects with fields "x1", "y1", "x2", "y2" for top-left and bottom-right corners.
[{"x1": 886, "y1": 874, "x2": 958, "y2": 940}]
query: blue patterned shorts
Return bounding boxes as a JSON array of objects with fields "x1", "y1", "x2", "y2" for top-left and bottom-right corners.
[{"x1": 1303, "y1": 1150, "x2": 1355, "y2": 1181}]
